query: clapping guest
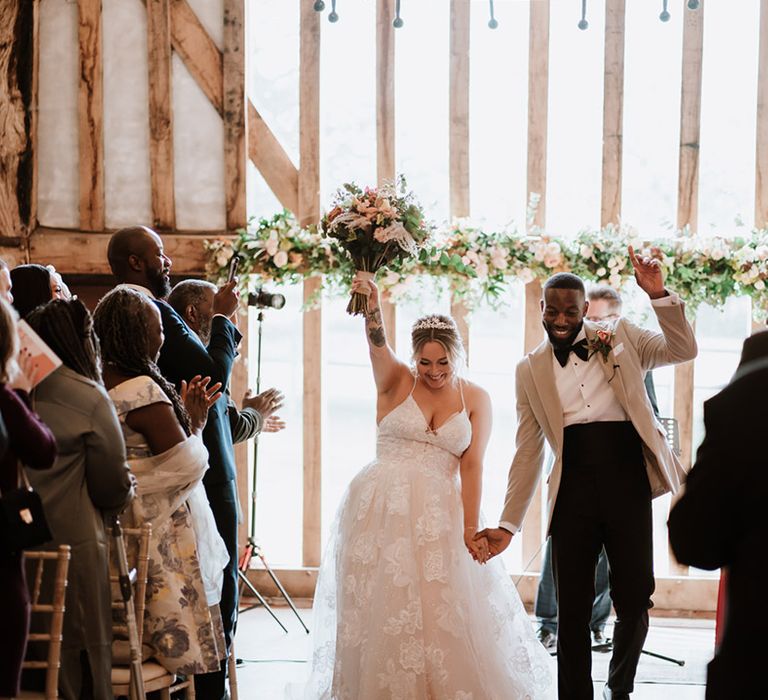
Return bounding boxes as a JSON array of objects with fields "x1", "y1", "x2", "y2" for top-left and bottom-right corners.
[
  {"x1": 94, "y1": 287, "x2": 229, "y2": 676},
  {"x1": 23, "y1": 299, "x2": 135, "y2": 699},
  {"x1": 10, "y1": 263, "x2": 69, "y2": 319},
  {"x1": 0, "y1": 298, "x2": 57, "y2": 698},
  {"x1": 168, "y1": 279, "x2": 286, "y2": 439}
]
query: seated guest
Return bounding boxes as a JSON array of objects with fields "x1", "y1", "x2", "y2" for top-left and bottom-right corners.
[
  {"x1": 94, "y1": 287, "x2": 229, "y2": 676},
  {"x1": 10, "y1": 263, "x2": 70, "y2": 319},
  {"x1": 668, "y1": 336, "x2": 768, "y2": 699},
  {"x1": 0, "y1": 257, "x2": 13, "y2": 304},
  {"x1": 24, "y1": 299, "x2": 135, "y2": 699},
  {"x1": 168, "y1": 279, "x2": 286, "y2": 440},
  {"x1": 0, "y1": 298, "x2": 57, "y2": 698}
]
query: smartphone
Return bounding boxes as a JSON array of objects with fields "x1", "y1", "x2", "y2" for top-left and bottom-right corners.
[{"x1": 227, "y1": 254, "x2": 240, "y2": 282}]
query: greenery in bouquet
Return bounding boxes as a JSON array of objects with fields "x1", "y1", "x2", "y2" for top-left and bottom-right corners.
[
  {"x1": 320, "y1": 176, "x2": 432, "y2": 315},
  {"x1": 566, "y1": 227, "x2": 633, "y2": 288},
  {"x1": 728, "y1": 231, "x2": 768, "y2": 320}
]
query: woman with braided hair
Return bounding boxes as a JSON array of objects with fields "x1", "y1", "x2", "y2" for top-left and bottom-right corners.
[
  {"x1": 94, "y1": 286, "x2": 230, "y2": 676},
  {"x1": 301, "y1": 275, "x2": 554, "y2": 699},
  {"x1": 23, "y1": 298, "x2": 135, "y2": 698}
]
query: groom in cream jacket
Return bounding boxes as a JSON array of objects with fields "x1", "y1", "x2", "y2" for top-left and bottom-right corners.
[{"x1": 477, "y1": 248, "x2": 697, "y2": 700}]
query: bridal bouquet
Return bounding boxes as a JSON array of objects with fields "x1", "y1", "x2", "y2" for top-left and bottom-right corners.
[{"x1": 320, "y1": 176, "x2": 432, "y2": 315}]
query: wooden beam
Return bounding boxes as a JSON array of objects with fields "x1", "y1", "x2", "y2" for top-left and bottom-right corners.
[
  {"x1": 28, "y1": 227, "x2": 231, "y2": 275},
  {"x1": 167, "y1": 0, "x2": 298, "y2": 222},
  {"x1": 677, "y1": 3, "x2": 704, "y2": 233},
  {"x1": 169, "y1": 0, "x2": 223, "y2": 113},
  {"x1": 77, "y1": 0, "x2": 104, "y2": 231},
  {"x1": 223, "y1": 0, "x2": 247, "y2": 230},
  {"x1": 449, "y1": 0, "x2": 470, "y2": 218},
  {"x1": 756, "y1": 0, "x2": 768, "y2": 228},
  {"x1": 521, "y1": 1, "x2": 550, "y2": 572},
  {"x1": 601, "y1": 0, "x2": 626, "y2": 228},
  {"x1": 28, "y1": 0, "x2": 40, "y2": 233},
  {"x1": 247, "y1": 102, "x2": 299, "y2": 216},
  {"x1": 377, "y1": 0, "x2": 397, "y2": 348},
  {"x1": 0, "y1": 0, "x2": 28, "y2": 239},
  {"x1": 147, "y1": 0, "x2": 175, "y2": 229},
  {"x1": 526, "y1": 0, "x2": 550, "y2": 229},
  {"x1": 300, "y1": 1, "x2": 322, "y2": 568}
]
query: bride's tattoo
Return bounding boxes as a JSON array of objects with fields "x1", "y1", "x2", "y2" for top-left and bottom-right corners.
[
  {"x1": 368, "y1": 326, "x2": 386, "y2": 347},
  {"x1": 366, "y1": 308, "x2": 383, "y2": 325}
]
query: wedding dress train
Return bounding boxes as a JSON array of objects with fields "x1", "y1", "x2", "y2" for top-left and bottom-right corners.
[{"x1": 302, "y1": 386, "x2": 555, "y2": 699}]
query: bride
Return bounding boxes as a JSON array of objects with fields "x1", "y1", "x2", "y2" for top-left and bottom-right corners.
[{"x1": 302, "y1": 275, "x2": 554, "y2": 699}]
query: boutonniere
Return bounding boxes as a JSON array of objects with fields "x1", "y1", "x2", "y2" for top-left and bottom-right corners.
[{"x1": 586, "y1": 327, "x2": 615, "y2": 363}]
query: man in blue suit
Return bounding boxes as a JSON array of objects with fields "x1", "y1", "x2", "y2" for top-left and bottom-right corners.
[{"x1": 107, "y1": 226, "x2": 241, "y2": 700}]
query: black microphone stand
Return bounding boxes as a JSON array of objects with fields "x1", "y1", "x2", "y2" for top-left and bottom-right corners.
[{"x1": 236, "y1": 309, "x2": 309, "y2": 635}]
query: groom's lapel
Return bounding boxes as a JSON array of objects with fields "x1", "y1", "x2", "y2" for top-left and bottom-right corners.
[
  {"x1": 528, "y1": 340, "x2": 564, "y2": 443},
  {"x1": 584, "y1": 320, "x2": 631, "y2": 412}
]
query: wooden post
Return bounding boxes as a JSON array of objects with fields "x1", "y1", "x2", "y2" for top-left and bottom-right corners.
[
  {"x1": 756, "y1": 0, "x2": 768, "y2": 228},
  {"x1": 147, "y1": 0, "x2": 175, "y2": 229},
  {"x1": 670, "y1": 2, "x2": 705, "y2": 576},
  {"x1": 377, "y1": 0, "x2": 397, "y2": 348},
  {"x1": 77, "y1": 0, "x2": 104, "y2": 231},
  {"x1": 0, "y1": 0, "x2": 30, "y2": 243},
  {"x1": 300, "y1": 1, "x2": 322, "y2": 568},
  {"x1": 223, "y1": 0, "x2": 246, "y2": 230},
  {"x1": 601, "y1": 0, "x2": 626, "y2": 228},
  {"x1": 521, "y1": 0, "x2": 550, "y2": 572}
]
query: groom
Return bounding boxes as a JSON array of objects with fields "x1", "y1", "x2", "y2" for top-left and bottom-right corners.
[{"x1": 477, "y1": 247, "x2": 697, "y2": 699}]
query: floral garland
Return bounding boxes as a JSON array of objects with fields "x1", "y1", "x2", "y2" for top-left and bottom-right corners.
[{"x1": 205, "y1": 210, "x2": 768, "y2": 318}]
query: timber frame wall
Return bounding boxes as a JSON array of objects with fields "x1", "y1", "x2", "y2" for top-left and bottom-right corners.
[{"x1": 2, "y1": 0, "x2": 767, "y2": 610}]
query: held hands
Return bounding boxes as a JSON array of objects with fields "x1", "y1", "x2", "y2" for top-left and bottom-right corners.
[
  {"x1": 181, "y1": 375, "x2": 223, "y2": 434},
  {"x1": 212, "y1": 280, "x2": 240, "y2": 318},
  {"x1": 628, "y1": 245, "x2": 666, "y2": 299},
  {"x1": 350, "y1": 273, "x2": 380, "y2": 310},
  {"x1": 464, "y1": 527, "x2": 491, "y2": 565},
  {"x1": 473, "y1": 527, "x2": 513, "y2": 561}
]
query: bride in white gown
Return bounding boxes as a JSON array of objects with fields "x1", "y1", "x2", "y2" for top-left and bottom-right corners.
[{"x1": 302, "y1": 276, "x2": 554, "y2": 699}]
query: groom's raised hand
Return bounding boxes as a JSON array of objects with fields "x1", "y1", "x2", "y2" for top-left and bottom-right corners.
[
  {"x1": 474, "y1": 527, "x2": 513, "y2": 560},
  {"x1": 628, "y1": 245, "x2": 666, "y2": 300}
]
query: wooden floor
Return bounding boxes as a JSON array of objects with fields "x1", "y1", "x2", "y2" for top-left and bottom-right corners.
[{"x1": 231, "y1": 602, "x2": 713, "y2": 699}]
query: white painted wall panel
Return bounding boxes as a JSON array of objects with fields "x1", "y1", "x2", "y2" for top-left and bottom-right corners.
[{"x1": 37, "y1": 0, "x2": 79, "y2": 228}]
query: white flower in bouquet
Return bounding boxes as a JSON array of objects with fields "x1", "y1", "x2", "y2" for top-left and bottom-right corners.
[
  {"x1": 756, "y1": 279, "x2": 765, "y2": 291},
  {"x1": 519, "y1": 268, "x2": 536, "y2": 284},
  {"x1": 265, "y1": 232, "x2": 279, "y2": 256},
  {"x1": 597, "y1": 267, "x2": 606, "y2": 277},
  {"x1": 580, "y1": 244, "x2": 594, "y2": 259},
  {"x1": 609, "y1": 273, "x2": 622, "y2": 288},
  {"x1": 216, "y1": 249, "x2": 233, "y2": 268},
  {"x1": 273, "y1": 250, "x2": 289, "y2": 268},
  {"x1": 756, "y1": 245, "x2": 768, "y2": 261},
  {"x1": 373, "y1": 221, "x2": 417, "y2": 254},
  {"x1": 475, "y1": 259, "x2": 489, "y2": 280}
]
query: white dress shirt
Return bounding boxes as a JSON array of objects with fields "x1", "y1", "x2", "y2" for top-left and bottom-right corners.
[{"x1": 498, "y1": 292, "x2": 680, "y2": 535}]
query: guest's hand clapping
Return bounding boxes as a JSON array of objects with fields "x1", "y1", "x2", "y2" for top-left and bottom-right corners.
[
  {"x1": 181, "y1": 375, "x2": 222, "y2": 434},
  {"x1": 242, "y1": 387, "x2": 285, "y2": 424}
]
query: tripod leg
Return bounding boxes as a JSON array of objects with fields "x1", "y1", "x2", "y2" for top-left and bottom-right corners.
[
  {"x1": 236, "y1": 570, "x2": 288, "y2": 633},
  {"x1": 257, "y1": 553, "x2": 310, "y2": 634}
]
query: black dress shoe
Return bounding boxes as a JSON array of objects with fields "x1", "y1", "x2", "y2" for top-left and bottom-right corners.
[
  {"x1": 536, "y1": 628, "x2": 558, "y2": 652},
  {"x1": 602, "y1": 687, "x2": 630, "y2": 700}
]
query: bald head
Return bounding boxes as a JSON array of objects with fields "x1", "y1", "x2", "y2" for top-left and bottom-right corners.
[{"x1": 108, "y1": 226, "x2": 172, "y2": 298}]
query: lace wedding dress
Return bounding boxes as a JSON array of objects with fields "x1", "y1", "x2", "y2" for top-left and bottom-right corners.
[{"x1": 301, "y1": 384, "x2": 555, "y2": 699}]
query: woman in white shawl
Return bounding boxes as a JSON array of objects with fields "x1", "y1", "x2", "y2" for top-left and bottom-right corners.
[{"x1": 94, "y1": 287, "x2": 229, "y2": 675}]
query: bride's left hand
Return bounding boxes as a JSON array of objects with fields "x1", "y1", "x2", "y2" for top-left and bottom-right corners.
[{"x1": 464, "y1": 529, "x2": 490, "y2": 564}]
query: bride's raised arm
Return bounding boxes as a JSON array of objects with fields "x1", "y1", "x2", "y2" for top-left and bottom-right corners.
[{"x1": 352, "y1": 274, "x2": 408, "y2": 396}]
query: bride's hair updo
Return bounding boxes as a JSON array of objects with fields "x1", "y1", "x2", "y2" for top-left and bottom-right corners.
[{"x1": 411, "y1": 314, "x2": 466, "y2": 377}]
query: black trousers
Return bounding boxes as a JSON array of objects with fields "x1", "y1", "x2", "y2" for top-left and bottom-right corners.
[
  {"x1": 194, "y1": 479, "x2": 239, "y2": 700},
  {"x1": 550, "y1": 422, "x2": 654, "y2": 700}
]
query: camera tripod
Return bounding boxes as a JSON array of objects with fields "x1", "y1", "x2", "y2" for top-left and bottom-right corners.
[{"x1": 236, "y1": 309, "x2": 309, "y2": 635}]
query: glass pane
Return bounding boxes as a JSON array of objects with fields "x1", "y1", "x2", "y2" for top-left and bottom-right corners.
[
  {"x1": 622, "y1": 0, "x2": 684, "y2": 236},
  {"x1": 469, "y1": 0, "x2": 530, "y2": 229},
  {"x1": 546, "y1": 0, "x2": 606, "y2": 236},
  {"x1": 320, "y1": 0, "x2": 376, "y2": 203},
  {"x1": 698, "y1": 0, "x2": 760, "y2": 233},
  {"x1": 250, "y1": 283, "x2": 305, "y2": 567},
  {"x1": 395, "y1": 0, "x2": 450, "y2": 224}
]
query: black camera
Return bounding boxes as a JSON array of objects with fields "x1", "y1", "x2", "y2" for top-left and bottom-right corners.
[{"x1": 247, "y1": 288, "x2": 286, "y2": 310}]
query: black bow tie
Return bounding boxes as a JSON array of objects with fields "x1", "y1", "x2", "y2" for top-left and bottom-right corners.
[{"x1": 553, "y1": 338, "x2": 589, "y2": 368}]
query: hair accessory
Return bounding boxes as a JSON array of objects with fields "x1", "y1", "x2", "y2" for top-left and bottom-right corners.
[{"x1": 413, "y1": 316, "x2": 455, "y2": 332}]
